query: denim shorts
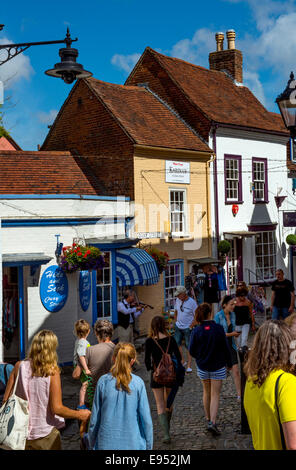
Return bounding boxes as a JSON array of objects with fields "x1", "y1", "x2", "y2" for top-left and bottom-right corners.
[
  {"x1": 174, "y1": 325, "x2": 192, "y2": 349},
  {"x1": 197, "y1": 366, "x2": 227, "y2": 380}
]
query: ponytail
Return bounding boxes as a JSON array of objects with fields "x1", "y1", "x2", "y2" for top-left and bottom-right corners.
[{"x1": 110, "y1": 343, "x2": 137, "y2": 393}]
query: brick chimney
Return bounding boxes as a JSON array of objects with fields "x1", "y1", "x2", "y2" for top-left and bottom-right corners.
[{"x1": 209, "y1": 30, "x2": 243, "y2": 83}]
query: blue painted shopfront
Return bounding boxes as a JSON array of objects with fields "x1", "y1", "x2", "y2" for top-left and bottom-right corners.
[
  {"x1": 89, "y1": 239, "x2": 159, "y2": 326},
  {"x1": 3, "y1": 254, "x2": 53, "y2": 360}
]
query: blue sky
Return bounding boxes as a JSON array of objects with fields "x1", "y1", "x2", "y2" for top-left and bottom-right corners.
[{"x1": 1, "y1": 0, "x2": 296, "y2": 149}]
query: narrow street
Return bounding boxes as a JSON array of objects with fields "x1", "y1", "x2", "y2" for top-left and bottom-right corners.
[{"x1": 60, "y1": 345, "x2": 253, "y2": 451}]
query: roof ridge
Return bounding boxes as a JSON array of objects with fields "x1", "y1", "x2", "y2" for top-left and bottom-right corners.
[
  {"x1": 88, "y1": 77, "x2": 145, "y2": 92},
  {"x1": 147, "y1": 46, "x2": 224, "y2": 74},
  {"x1": 139, "y1": 84, "x2": 211, "y2": 148},
  {"x1": 0, "y1": 150, "x2": 72, "y2": 155},
  {"x1": 145, "y1": 47, "x2": 285, "y2": 132}
]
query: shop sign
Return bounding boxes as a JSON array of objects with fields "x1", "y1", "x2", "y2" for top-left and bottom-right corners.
[
  {"x1": 40, "y1": 265, "x2": 68, "y2": 312},
  {"x1": 79, "y1": 271, "x2": 91, "y2": 311},
  {"x1": 165, "y1": 160, "x2": 190, "y2": 184},
  {"x1": 134, "y1": 232, "x2": 165, "y2": 239},
  {"x1": 283, "y1": 211, "x2": 296, "y2": 227}
]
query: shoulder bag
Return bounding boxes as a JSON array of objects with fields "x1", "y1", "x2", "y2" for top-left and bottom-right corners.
[
  {"x1": 275, "y1": 373, "x2": 286, "y2": 450},
  {"x1": 0, "y1": 363, "x2": 29, "y2": 450}
]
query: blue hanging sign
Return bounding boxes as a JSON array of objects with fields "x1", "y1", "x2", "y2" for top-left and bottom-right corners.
[
  {"x1": 40, "y1": 265, "x2": 68, "y2": 312},
  {"x1": 79, "y1": 270, "x2": 91, "y2": 311}
]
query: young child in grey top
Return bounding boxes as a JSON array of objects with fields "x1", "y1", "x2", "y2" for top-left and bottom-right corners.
[{"x1": 73, "y1": 319, "x2": 91, "y2": 410}]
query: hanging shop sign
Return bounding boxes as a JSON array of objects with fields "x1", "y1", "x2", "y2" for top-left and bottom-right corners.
[
  {"x1": 40, "y1": 265, "x2": 68, "y2": 312},
  {"x1": 283, "y1": 211, "x2": 296, "y2": 227},
  {"x1": 79, "y1": 270, "x2": 91, "y2": 311},
  {"x1": 165, "y1": 160, "x2": 190, "y2": 184}
]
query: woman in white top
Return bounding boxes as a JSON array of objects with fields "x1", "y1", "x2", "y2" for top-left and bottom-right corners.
[{"x1": 3, "y1": 329, "x2": 90, "y2": 450}]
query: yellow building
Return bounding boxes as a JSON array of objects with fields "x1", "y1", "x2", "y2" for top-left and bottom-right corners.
[
  {"x1": 42, "y1": 78, "x2": 214, "y2": 334},
  {"x1": 132, "y1": 145, "x2": 213, "y2": 333}
]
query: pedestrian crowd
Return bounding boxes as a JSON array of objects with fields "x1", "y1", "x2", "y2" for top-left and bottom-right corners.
[{"x1": 1, "y1": 267, "x2": 296, "y2": 450}]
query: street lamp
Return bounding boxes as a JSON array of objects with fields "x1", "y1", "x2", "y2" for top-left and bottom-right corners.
[
  {"x1": 0, "y1": 26, "x2": 92, "y2": 84},
  {"x1": 276, "y1": 72, "x2": 296, "y2": 138}
]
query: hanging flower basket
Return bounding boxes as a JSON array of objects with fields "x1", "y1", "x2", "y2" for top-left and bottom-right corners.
[
  {"x1": 145, "y1": 247, "x2": 170, "y2": 274},
  {"x1": 286, "y1": 234, "x2": 296, "y2": 246},
  {"x1": 217, "y1": 240, "x2": 231, "y2": 254},
  {"x1": 59, "y1": 243, "x2": 105, "y2": 273}
]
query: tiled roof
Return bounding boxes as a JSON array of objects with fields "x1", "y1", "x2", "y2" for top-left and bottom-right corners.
[
  {"x1": 85, "y1": 78, "x2": 212, "y2": 153},
  {"x1": 132, "y1": 48, "x2": 288, "y2": 135},
  {"x1": 0, "y1": 150, "x2": 103, "y2": 194},
  {"x1": 0, "y1": 135, "x2": 21, "y2": 150}
]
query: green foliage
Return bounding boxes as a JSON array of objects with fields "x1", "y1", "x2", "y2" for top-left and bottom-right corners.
[
  {"x1": 217, "y1": 240, "x2": 231, "y2": 254},
  {"x1": 145, "y1": 247, "x2": 170, "y2": 274},
  {"x1": 59, "y1": 243, "x2": 105, "y2": 273},
  {"x1": 286, "y1": 234, "x2": 296, "y2": 246},
  {"x1": 0, "y1": 105, "x2": 10, "y2": 138}
]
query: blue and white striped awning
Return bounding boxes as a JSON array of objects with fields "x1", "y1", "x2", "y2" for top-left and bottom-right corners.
[{"x1": 116, "y1": 247, "x2": 160, "y2": 286}]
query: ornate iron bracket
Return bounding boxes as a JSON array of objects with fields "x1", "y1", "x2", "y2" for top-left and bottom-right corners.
[{"x1": 0, "y1": 28, "x2": 77, "y2": 66}]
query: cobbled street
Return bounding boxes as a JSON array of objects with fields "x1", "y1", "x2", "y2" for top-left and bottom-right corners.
[{"x1": 60, "y1": 344, "x2": 254, "y2": 451}]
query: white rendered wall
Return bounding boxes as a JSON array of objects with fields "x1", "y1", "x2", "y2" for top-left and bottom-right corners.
[
  {"x1": 209, "y1": 128, "x2": 295, "y2": 285},
  {"x1": 0, "y1": 197, "x2": 129, "y2": 363}
]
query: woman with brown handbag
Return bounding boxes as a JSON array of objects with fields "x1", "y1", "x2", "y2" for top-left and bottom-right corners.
[{"x1": 144, "y1": 316, "x2": 182, "y2": 444}]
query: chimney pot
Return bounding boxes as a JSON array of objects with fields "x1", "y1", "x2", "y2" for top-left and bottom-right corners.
[
  {"x1": 226, "y1": 29, "x2": 236, "y2": 50},
  {"x1": 215, "y1": 32, "x2": 224, "y2": 52}
]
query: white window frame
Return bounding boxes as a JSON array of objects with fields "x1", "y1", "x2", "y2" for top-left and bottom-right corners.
[
  {"x1": 164, "y1": 261, "x2": 183, "y2": 310},
  {"x1": 253, "y1": 161, "x2": 266, "y2": 202},
  {"x1": 255, "y1": 231, "x2": 276, "y2": 281},
  {"x1": 169, "y1": 188, "x2": 187, "y2": 237},
  {"x1": 96, "y1": 251, "x2": 112, "y2": 320},
  {"x1": 225, "y1": 158, "x2": 239, "y2": 202}
]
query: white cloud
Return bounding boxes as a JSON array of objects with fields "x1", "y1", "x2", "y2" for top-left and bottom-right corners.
[
  {"x1": 111, "y1": 53, "x2": 141, "y2": 73},
  {"x1": 243, "y1": 70, "x2": 266, "y2": 105},
  {"x1": 0, "y1": 37, "x2": 34, "y2": 88},
  {"x1": 171, "y1": 28, "x2": 216, "y2": 66},
  {"x1": 111, "y1": 29, "x2": 216, "y2": 75},
  {"x1": 37, "y1": 109, "x2": 58, "y2": 124}
]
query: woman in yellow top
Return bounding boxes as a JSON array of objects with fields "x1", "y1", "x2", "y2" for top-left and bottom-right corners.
[{"x1": 243, "y1": 320, "x2": 296, "y2": 450}]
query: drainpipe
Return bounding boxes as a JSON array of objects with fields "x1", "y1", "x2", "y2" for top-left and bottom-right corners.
[{"x1": 212, "y1": 124, "x2": 220, "y2": 256}]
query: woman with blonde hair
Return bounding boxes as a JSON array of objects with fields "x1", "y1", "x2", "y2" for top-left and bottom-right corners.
[
  {"x1": 244, "y1": 320, "x2": 296, "y2": 450},
  {"x1": 285, "y1": 312, "x2": 296, "y2": 339},
  {"x1": 3, "y1": 329, "x2": 90, "y2": 450},
  {"x1": 86, "y1": 342, "x2": 153, "y2": 450},
  {"x1": 144, "y1": 315, "x2": 182, "y2": 444}
]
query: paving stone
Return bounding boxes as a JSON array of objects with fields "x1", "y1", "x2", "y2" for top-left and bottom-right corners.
[{"x1": 60, "y1": 346, "x2": 254, "y2": 451}]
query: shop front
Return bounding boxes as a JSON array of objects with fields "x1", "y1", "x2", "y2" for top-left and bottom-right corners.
[
  {"x1": 2, "y1": 253, "x2": 52, "y2": 363},
  {"x1": 87, "y1": 238, "x2": 160, "y2": 327}
]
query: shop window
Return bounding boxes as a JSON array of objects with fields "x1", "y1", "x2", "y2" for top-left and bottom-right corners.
[
  {"x1": 252, "y1": 158, "x2": 268, "y2": 203},
  {"x1": 255, "y1": 231, "x2": 276, "y2": 280},
  {"x1": 224, "y1": 155, "x2": 242, "y2": 204},
  {"x1": 169, "y1": 189, "x2": 187, "y2": 235},
  {"x1": 96, "y1": 251, "x2": 112, "y2": 320},
  {"x1": 164, "y1": 261, "x2": 183, "y2": 310},
  {"x1": 2, "y1": 267, "x2": 19, "y2": 361}
]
